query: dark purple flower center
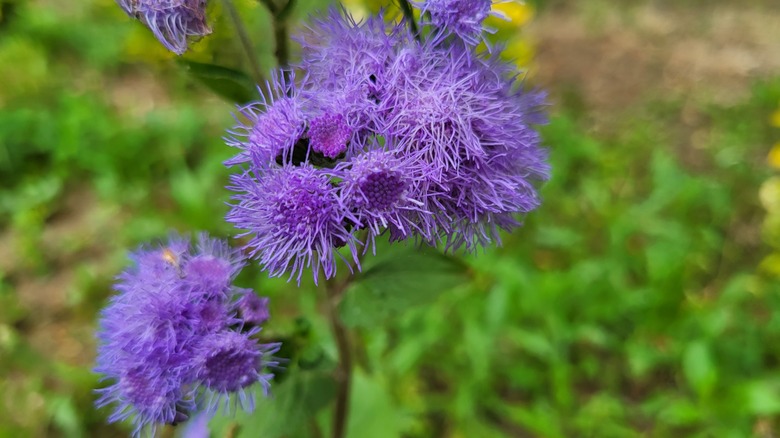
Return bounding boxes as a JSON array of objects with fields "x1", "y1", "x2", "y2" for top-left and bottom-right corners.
[
  {"x1": 200, "y1": 343, "x2": 258, "y2": 392},
  {"x1": 359, "y1": 170, "x2": 406, "y2": 212},
  {"x1": 274, "y1": 176, "x2": 335, "y2": 238},
  {"x1": 238, "y1": 293, "x2": 270, "y2": 325},
  {"x1": 308, "y1": 113, "x2": 351, "y2": 158}
]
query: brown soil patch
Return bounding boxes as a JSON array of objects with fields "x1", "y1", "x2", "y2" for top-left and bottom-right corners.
[{"x1": 530, "y1": 3, "x2": 780, "y2": 118}]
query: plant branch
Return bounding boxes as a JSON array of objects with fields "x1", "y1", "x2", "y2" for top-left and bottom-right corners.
[
  {"x1": 222, "y1": 0, "x2": 265, "y2": 85},
  {"x1": 259, "y1": 0, "x2": 293, "y2": 69},
  {"x1": 398, "y1": 0, "x2": 421, "y2": 41},
  {"x1": 274, "y1": 17, "x2": 290, "y2": 68},
  {"x1": 324, "y1": 276, "x2": 352, "y2": 438}
]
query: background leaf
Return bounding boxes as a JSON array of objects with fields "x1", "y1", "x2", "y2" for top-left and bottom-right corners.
[
  {"x1": 208, "y1": 369, "x2": 336, "y2": 438},
  {"x1": 339, "y1": 246, "x2": 470, "y2": 328},
  {"x1": 177, "y1": 60, "x2": 257, "y2": 104}
]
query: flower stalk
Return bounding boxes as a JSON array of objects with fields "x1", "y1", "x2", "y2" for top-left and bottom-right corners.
[
  {"x1": 398, "y1": 0, "x2": 420, "y2": 41},
  {"x1": 324, "y1": 275, "x2": 353, "y2": 438},
  {"x1": 222, "y1": 0, "x2": 265, "y2": 85},
  {"x1": 258, "y1": 0, "x2": 294, "y2": 69}
]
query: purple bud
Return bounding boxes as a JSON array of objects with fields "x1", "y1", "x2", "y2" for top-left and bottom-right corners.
[
  {"x1": 196, "y1": 331, "x2": 261, "y2": 393},
  {"x1": 413, "y1": 0, "x2": 493, "y2": 46},
  {"x1": 237, "y1": 290, "x2": 270, "y2": 326},
  {"x1": 308, "y1": 113, "x2": 352, "y2": 158}
]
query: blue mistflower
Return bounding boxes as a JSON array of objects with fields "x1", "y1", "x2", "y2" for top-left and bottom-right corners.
[
  {"x1": 308, "y1": 113, "x2": 352, "y2": 159},
  {"x1": 236, "y1": 289, "x2": 270, "y2": 326},
  {"x1": 381, "y1": 41, "x2": 549, "y2": 249},
  {"x1": 335, "y1": 148, "x2": 433, "y2": 247},
  {"x1": 225, "y1": 72, "x2": 306, "y2": 167},
  {"x1": 95, "y1": 234, "x2": 279, "y2": 435},
  {"x1": 194, "y1": 330, "x2": 280, "y2": 412},
  {"x1": 224, "y1": 7, "x2": 549, "y2": 281},
  {"x1": 116, "y1": 0, "x2": 211, "y2": 55},
  {"x1": 295, "y1": 8, "x2": 411, "y2": 136},
  {"x1": 296, "y1": 8, "x2": 407, "y2": 93},
  {"x1": 227, "y1": 165, "x2": 357, "y2": 284},
  {"x1": 413, "y1": 0, "x2": 496, "y2": 46}
]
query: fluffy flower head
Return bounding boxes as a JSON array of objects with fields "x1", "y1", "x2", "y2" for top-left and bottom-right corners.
[
  {"x1": 237, "y1": 290, "x2": 270, "y2": 326},
  {"x1": 223, "y1": 6, "x2": 550, "y2": 280},
  {"x1": 336, "y1": 149, "x2": 431, "y2": 243},
  {"x1": 95, "y1": 234, "x2": 279, "y2": 435},
  {"x1": 116, "y1": 0, "x2": 211, "y2": 55},
  {"x1": 226, "y1": 73, "x2": 305, "y2": 167},
  {"x1": 195, "y1": 330, "x2": 279, "y2": 412},
  {"x1": 227, "y1": 165, "x2": 355, "y2": 283},
  {"x1": 308, "y1": 113, "x2": 352, "y2": 158},
  {"x1": 414, "y1": 0, "x2": 493, "y2": 45}
]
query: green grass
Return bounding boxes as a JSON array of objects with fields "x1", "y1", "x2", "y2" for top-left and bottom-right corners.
[{"x1": 1, "y1": 0, "x2": 779, "y2": 437}]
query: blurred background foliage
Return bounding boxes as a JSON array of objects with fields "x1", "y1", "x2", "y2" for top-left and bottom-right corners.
[{"x1": 1, "y1": 0, "x2": 780, "y2": 436}]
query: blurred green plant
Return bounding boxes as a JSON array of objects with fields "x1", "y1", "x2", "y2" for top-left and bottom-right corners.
[{"x1": 2, "y1": 0, "x2": 780, "y2": 437}]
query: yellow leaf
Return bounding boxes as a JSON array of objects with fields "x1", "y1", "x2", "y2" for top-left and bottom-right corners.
[
  {"x1": 493, "y1": 2, "x2": 534, "y2": 28},
  {"x1": 769, "y1": 143, "x2": 780, "y2": 169},
  {"x1": 759, "y1": 253, "x2": 780, "y2": 278},
  {"x1": 760, "y1": 177, "x2": 780, "y2": 213},
  {"x1": 341, "y1": 0, "x2": 369, "y2": 21},
  {"x1": 771, "y1": 109, "x2": 780, "y2": 128},
  {"x1": 502, "y1": 38, "x2": 535, "y2": 69}
]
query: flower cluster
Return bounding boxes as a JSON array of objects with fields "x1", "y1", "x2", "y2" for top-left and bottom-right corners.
[
  {"x1": 412, "y1": 0, "x2": 519, "y2": 47},
  {"x1": 95, "y1": 234, "x2": 279, "y2": 436},
  {"x1": 116, "y1": 0, "x2": 211, "y2": 55},
  {"x1": 413, "y1": 0, "x2": 493, "y2": 45},
  {"x1": 226, "y1": 7, "x2": 549, "y2": 284}
]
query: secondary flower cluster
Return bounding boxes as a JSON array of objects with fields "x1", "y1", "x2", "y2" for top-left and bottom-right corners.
[
  {"x1": 116, "y1": 0, "x2": 211, "y2": 55},
  {"x1": 226, "y1": 7, "x2": 549, "y2": 283},
  {"x1": 413, "y1": 0, "x2": 494, "y2": 45},
  {"x1": 95, "y1": 234, "x2": 279, "y2": 436}
]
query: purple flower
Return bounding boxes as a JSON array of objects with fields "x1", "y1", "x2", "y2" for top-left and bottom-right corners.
[
  {"x1": 226, "y1": 72, "x2": 306, "y2": 167},
  {"x1": 116, "y1": 0, "x2": 211, "y2": 55},
  {"x1": 381, "y1": 44, "x2": 505, "y2": 173},
  {"x1": 95, "y1": 234, "x2": 279, "y2": 435},
  {"x1": 182, "y1": 236, "x2": 245, "y2": 300},
  {"x1": 295, "y1": 8, "x2": 411, "y2": 135},
  {"x1": 296, "y1": 8, "x2": 407, "y2": 93},
  {"x1": 335, "y1": 148, "x2": 433, "y2": 246},
  {"x1": 194, "y1": 330, "x2": 280, "y2": 412},
  {"x1": 380, "y1": 40, "x2": 549, "y2": 249},
  {"x1": 96, "y1": 365, "x2": 194, "y2": 437},
  {"x1": 413, "y1": 0, "x2": 494, "y2": 46},
  {"x1": 227, "y1": 165, "x2": 357, "y2": 284},
  {"x1": 222, "y1": 7, "x2": 550, "y2": 280},
  {"x1": 237, "y1": 290, "x2": 270, "y2": 326},
  {"x1": 308, "y1": 113, "x2": 352, "y2": 158}
]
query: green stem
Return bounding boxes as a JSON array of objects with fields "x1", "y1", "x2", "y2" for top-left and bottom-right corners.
[
  {"x1": 274, "y1": 17, "x2": 290, "y2": 68},
  {"x1": 259, "y1": 0, "x2": 293, "y2": 69},
  {"x1": 324, "y1": 275, "x2": 352, "y2": 438},
  {"x1": 222, "y1": 0, "x2": 265, "y2": 85},
  {"x1": 398, "y1": 0, "x2": 421, "y2": 41}
]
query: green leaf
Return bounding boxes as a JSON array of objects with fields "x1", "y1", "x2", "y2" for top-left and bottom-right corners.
[
  {"x1": 682, "y1": 341, "x2": 718, "y2": 398},
  {"x1": 208, "y1": 370, "x2": 336, "y2": 438},
  {"x1": 744, "y1": 380, "x2": 780, "y2": 415},
  {"x1": 177, "y1": 60, "x2": 257, "y2": 104},
  {"x1": 346, "y1": 371, "x2": 407, "y2": 438},
  {"x1": 339, "y1": 246, "x2": 470, "y2": 328},
  {"x1": 47, "y1": 395, "x2": 84, "y2": 438}
]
